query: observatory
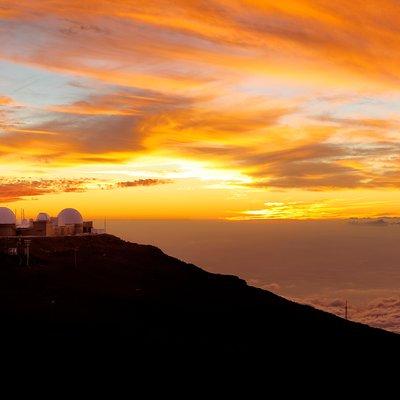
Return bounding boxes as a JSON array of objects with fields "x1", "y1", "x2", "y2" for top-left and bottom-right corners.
[
  {"x1": 0, "y1": 207, "x2": 95, "y2": 237},
  {"x1": 0, "y1": 208, "x2": 17, "y2": 237},
  {"x1": 37, "y1": 212, "x2": 50, "y2": 222},
  {"x1": 56, "y1": 208, "x2": 84, "y2": 235},
  {"x1": 58, "y1": 208, "x2": 83, "y2": 226}
]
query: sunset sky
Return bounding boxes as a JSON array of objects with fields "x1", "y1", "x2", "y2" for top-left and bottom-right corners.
[{"x1": 1, "y1": 0, "x2": 400, "y2": 219}]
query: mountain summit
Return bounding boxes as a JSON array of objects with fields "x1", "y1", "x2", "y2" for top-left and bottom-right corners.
[{"x1": 0, "y1": 234, "x2": 397, "y2": 357}]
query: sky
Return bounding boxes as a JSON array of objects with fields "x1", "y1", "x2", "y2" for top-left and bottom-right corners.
[{"x1": 1, "y1": 0, "x2": 400, "y2": 219}]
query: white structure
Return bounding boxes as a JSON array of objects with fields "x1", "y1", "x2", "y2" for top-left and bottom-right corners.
[
  {"x1": 0, "y1": 207, "x2": 16, "y2": 225},
  {"x1": 0, "y1": 207, "x2": 17, "y2": 236},
  {"x1": 37, "y1": 212, "x2": 50, "y2": 222},
  {"x1": 0, "y1": 207, "x2": 93, "y2": 237},
  {"x1": 57, "y1": 208, "x2": 83, "y2": 226},
  {"x1": 20, "y1": 219, "x2": 32, "y2": 228}
]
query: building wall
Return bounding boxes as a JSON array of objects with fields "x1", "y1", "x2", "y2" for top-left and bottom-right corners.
[
  {"x1": 1, "y1": 220, "x2": 92, "y2": 237},
  {"x1": 0, "y1": 224, "x2": 16, "y2": 237},
  {"x1": 32, "y1": 221, "x2": 55, "y2": 236},
  {"x1": 74, "y1": 223, "x2": 83, "y2": 235},
  {"x1": 83, "y1": 221, "x2": 93, "y2": 234},
  {"x1": 54, "y1": 223, "x2": 83, "y2": 236},
  {"x1": 17, "y1": 228, "x2": 34, "y2": 236}
]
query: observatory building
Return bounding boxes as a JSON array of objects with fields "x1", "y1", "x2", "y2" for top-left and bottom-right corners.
[
  {"x1": 0, "y1": 207, "x2": 95, "y2": 237},
  {"x1": 0, "y1": 208, "x2": 17, "y2": 237}
]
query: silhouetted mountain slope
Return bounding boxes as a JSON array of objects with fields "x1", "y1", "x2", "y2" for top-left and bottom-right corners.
[{"x1": 0, "y1": 234, "x2": 397, "y2": 358}]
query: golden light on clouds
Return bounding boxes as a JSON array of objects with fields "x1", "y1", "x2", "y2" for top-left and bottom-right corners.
[{"x1": 1, "y1": 0, "x2": 400, "y2": 219}]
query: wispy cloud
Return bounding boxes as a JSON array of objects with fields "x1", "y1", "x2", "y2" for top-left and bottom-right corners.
[
  {"x1": 116, "y1": 179, "x2": 171, "y2": 188},
  {"x1": 0, "y1": 177, "x2": 171, "y2": 203},
  {"x1": 231, "y1": 200, "x2": 343, "y2": 220},
  {"x1": 0, "y1": 178, "x2": 93, "y2": 202},
  {"x1": 1, "y1": 1, "x2": 400, "y2": 216}
]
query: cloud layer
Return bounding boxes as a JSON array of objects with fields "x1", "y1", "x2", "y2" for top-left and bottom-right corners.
[{"x1": 304, "y1": 296, "x2": 400, "y2": 333}]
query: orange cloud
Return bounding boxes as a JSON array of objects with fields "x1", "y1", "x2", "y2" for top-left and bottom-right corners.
[
  {"x1": 0, "y1": 177, "x2": 172, "y2": 203},
  {"x1": 1, "y1": 1, "x2": 400, "y2": 218},
  {"x1": 116, "y1": 179, "x2": 171, "y2": 188},
  {"x1": 0, "y1": 178, "x2": 93, "y2": 202},
  {"x1": 11, "y1": 2, "x2": 400, "y2": 84},
  {"x1": 3, "y1": 0, "x2": 400, "y2": 90},
  {"x1": 232, "y1": 201, "x2": 343, "y2": 220},
  {"x1": 0, "y1": 96, "x2": 12, "y2": 105}
]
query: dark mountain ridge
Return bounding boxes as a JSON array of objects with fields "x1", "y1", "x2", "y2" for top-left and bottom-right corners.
[{"x1": 0, "y1": 234, "x2": 397, "y2": 358}]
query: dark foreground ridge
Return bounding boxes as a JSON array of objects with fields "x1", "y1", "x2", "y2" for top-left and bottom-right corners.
[{"x1": 0, "y1": 234, "x2": 398, "y2": 358}]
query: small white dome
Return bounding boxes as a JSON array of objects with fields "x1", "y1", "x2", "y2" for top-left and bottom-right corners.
[
  {"x1": 57, "y1": 208, "x2": 83, "y2": 226},
  {"x1": 0, "y1": 207, "x2": 16, "y2": 225},
  {"x1": 20, "y1": 219, "x2": 32, "y2": 228},
  {"x1": 37, "y1": 212, "x2": 50, "y2": 222}
]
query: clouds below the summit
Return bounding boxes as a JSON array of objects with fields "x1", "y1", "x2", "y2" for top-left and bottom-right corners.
[{"x1": 304, "y1": 295, "x2": 400, "y2": 333}]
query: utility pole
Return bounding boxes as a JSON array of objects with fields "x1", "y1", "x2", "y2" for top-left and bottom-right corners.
[
  {"x1": 17, "y1": 237, "x2": 22, "y2": 267},
  {"x1": 25, "y1": 239, "x2": 31, "y2": 267}
]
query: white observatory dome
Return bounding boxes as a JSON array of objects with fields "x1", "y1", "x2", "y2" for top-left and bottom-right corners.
[
  {"x1": 57, "y1": 208, "x2": 83, "y2": 226},
  {"x1": 0, "y1": 207, "x2": 16, "y2": 225},
  {"x1": 37, "y1": 212, "x2": 50, "y2": 222}
]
